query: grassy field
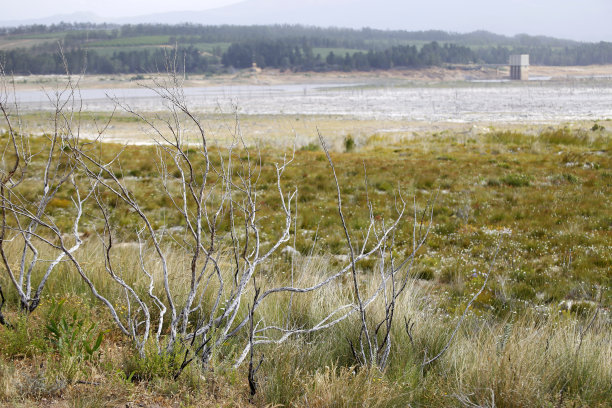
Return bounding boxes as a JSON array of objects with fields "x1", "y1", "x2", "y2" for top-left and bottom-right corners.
[
  {"x1": 0, "y1": 30, "x2": 362, "y2": 61},
  {"x1": 87, "y1": 35, "x2": 177, "y2": 47},
  {"x1": 0, "y1": 112, "x2": 609, "y2": 407}
]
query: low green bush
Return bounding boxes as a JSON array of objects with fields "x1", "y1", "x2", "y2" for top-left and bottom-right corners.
[{"x1": 501, "y1": 173, "x2": 531, "y2": 187}]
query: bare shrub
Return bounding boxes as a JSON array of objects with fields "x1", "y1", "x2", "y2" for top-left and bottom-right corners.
[
  {"x1": 0, "y1": 62, "x2": 105, "y2": 319},
  {"x1": 0, "y1": 60, "x2": 437, "y2": 381}
]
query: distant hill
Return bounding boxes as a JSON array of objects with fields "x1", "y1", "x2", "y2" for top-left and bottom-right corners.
[
  {"x1": 1, "y1": 0, "x2": 611, "y2": 42},
  {"x1": 114, "y1": 0, "x2": 612, "y2": 42},
  {"x1": 0, "y1": 12, "x2": 104, "y2": 27},
  {"x1": 0, "y1": 23, "x2": 610, "y2": 75}
]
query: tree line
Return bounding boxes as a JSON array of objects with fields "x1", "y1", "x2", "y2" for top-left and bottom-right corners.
[
  {"x1": 222, "y1": 40, "x2": 479, "y2": 71},
  {"x1": 1, "y1": 23, "x2": 611, "y2": 74},
  {"x1": 221, "y1": 39, "x2": 612, "y2": 70},
  {"x1": 1, "y1": 23, "x2": 583, "y2": 50},
  {"x1": 0, "y1": 46, "x2": 210, "y2": 75},
  {"x1": 2, "y1": 40, "x2": 612, "y2": 75}
]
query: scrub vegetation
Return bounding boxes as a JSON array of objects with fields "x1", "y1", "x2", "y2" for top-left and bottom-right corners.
[{"x1": 0, "y1": 71, "x2": 610, "y2": 407}]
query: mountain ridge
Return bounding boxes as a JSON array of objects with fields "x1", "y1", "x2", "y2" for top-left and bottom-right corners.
[{"x1": 1, "y1": 0, "x2": 610, "y2": 42}]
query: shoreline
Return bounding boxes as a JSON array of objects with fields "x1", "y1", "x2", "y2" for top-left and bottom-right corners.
[{"x1": 5, "y1": 64, "x2": 612, "y2": 91}]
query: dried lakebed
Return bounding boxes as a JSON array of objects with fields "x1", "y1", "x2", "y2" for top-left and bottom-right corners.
[{"x1": 10, "y1": 80, "x2": 612, "y2": 123}]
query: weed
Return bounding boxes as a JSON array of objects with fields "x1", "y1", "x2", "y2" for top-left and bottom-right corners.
[
  {"x1": 300, "y1": 142, "x2": 320, "y2": 151},
  {"x1": 486, "y1": 178, "x2": 501, "y2": 186},
  {"x1": 501, "y1": 173, "x2": 531, "y2": 187},
  {"x1": 0, "y1": 314, "x2": 47, "y2": 358},
  {"x1": 0, "y1": 358, "x2": 18, "y2": 399},
  {"x1": 488, "y1": 130, "x2": 532, "y2": 146},
  {"x1": 344, "y1": 134, "x2": 355, "y2": 152},
  {"x1": 45, "y1": 299, "x2": 106, "y2": 382},
  {"x1": 375, "y1": 180, "x2": 393, "y2": 192},
  {"x1": 122, "y1": 342, "x2": 183, "y2": 382},
  {"x1": 540, "y1": 127, "x2": 589, "y2": 146}
]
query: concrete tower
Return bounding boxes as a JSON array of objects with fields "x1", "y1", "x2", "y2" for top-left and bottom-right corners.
[{"x1": 509, "y1": 54, "x2": 529, "y2": 80}]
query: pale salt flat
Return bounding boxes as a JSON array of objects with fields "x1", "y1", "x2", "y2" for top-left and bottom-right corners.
[{"x1": 9, "y1": 81, "x2": 612, "y2": 123}]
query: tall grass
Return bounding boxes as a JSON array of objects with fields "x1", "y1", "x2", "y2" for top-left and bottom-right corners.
[
  {"x1": 0, "y1": 126, "x2": 610, "y2": 406},
  {"x1": 252, "y1": 255, "x2": 612, "y2": 407},
  {"x1": 1, "y1": 228, "x2": 610, "y2": 406}
]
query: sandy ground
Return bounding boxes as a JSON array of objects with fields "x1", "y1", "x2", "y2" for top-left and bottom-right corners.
[
  {"x1": 9, "y1": 112, "x2": 611, "y2": 151},
  {"x1": 6, "y1": 65, "x2": 612, "y2": 91}
]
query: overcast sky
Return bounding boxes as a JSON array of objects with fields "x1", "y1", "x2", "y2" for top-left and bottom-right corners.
[
  {"x1": 2, "y1": 0, "x2": 242, "y2": 20},
  {"x1": 3, "y1": 0, "x2": 611, "y2": 42}
]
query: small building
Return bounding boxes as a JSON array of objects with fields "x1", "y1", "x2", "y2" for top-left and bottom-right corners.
[
  {"x1": 509, "y1": 54, "x2": 529, "y2": 80},
  {"x1": 250, "y1": 62, "x2": 262, "y2": 74}
]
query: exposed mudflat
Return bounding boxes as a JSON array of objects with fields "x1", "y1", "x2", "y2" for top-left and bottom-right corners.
[
  {"x1": 10, "y1": 78, "x2": 612, "y2": 122},
  {"x1": 4, "y1": 65, "x2": 612, "y2": 146}
]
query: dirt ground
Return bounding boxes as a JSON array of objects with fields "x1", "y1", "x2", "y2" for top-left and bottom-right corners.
[
  {"x1": 9, "y1": 112, "x2": 610, "y2": 151},
  {"x1": 6, "y1": 64, "x2": 612, "y2": 91}
]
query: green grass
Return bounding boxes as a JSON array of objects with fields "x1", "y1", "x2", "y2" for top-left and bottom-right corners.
[
  {"x1": 83, "y1": 41, "x2": 229, "y2": 58},
  {"x1": 3, "y1": 125, "x2": 610, "y2": 306},
  {"x1": 87, "y1": 35, "x2": 175, "y2": 47},
  {"x1": 0, "y1": 124, "x2": 610, "y2": 406},
  {"x1": 4, "y1": 32, "x2": 66, "y2": 41},
  {"x1": 86, "y1": 45, "x2": 166, "y2": 57}
]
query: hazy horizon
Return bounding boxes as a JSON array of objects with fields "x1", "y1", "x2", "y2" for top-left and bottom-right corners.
[{"x1": 3, "y1": 0, "x2": 611, "y2": 42}]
